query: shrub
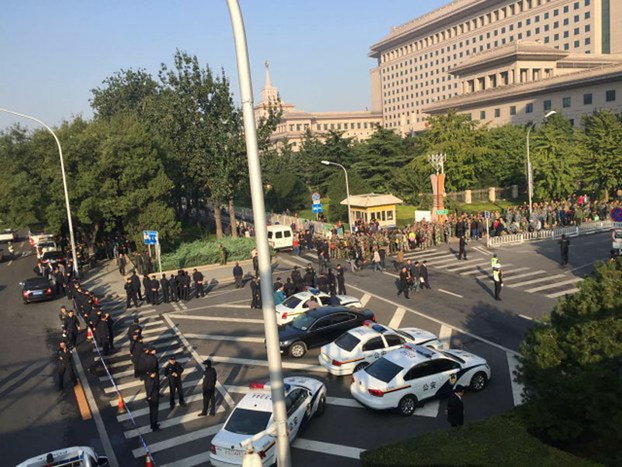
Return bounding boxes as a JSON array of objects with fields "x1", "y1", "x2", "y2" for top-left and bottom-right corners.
[{"x1": 161, "y1": 237, "x2": 263, "y2": 270}]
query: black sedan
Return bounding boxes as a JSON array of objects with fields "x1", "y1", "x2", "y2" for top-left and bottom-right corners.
[
  {"x1": 20, "y1": 277, "x2": 55, "y2": 304},
  {"x1": 279, "y1": 306, "x2": 376, "y2": 358},
  {"x1": 40, "y1": 251, "x2": 66, "y2": 267}
]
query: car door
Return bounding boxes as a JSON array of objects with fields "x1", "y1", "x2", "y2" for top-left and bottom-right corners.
[
  {"x1": 285, "y1": 388, "x2": 310, "y2": 440},
  {"x1": 361, "y1": 336, "x2": 387, "y2": 363},
  {"x1": 432, "y1": 358, "x2": 462, "y2": 396},
  {"x1": 329, "y1": 313, "x2": 360, "y2": 342},
  {"x1": 306, "y1": 316, "x2": 334, "y2": 347},
  {"x1": 404, "y1": 360, "x2": 447, "y2": 400}
]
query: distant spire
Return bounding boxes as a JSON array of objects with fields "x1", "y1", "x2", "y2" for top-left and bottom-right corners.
[
  {"x1": 261, "y1": 59, "x2": 278, "y2": 104},
  {"x1": 265, "y1": 60, "x2": 272, "y2": 87}
]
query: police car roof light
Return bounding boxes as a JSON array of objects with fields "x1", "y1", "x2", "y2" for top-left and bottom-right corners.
[
  {"x1": 308, "y1": 287, "x2": 320, "y2": 295},
  {"x1": 403, "y1": 343, "x2": 435, "y2": 358},
  {"x1": 363, "y1": 320, "x2": 375, "y2": 327},
  {"x1": 371, "y1": 324, "x2": 387, "y2": 333}
]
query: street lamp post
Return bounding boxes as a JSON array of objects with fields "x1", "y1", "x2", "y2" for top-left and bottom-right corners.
[
  {"x1": 321, "y1": 160, "x2": 352, "y2": 233},
  {"x1": 526, "y1": 110, "x2": 556, "y2": 220},
  {"x1": 0, "y1": 107, "x2": 80, "y2": 277},
  {"x1": 225, "y1": 2, "x2": 291, "y2": 466}
]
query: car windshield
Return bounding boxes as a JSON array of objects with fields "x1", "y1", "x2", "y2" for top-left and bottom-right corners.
[
  {"x1": 224, "y1": 408, "x2": 271, "y2": 435},
  {"x1": 38, "y1": 242, "x2": 55, "y2": 249},
  {"x1": 365, "y1": 357, "x2": 404, "y2": 383},
  {"x1": 291, "y1": 314, "x2": 316, "y2": 331},
  {"x1": 335, "y1": 332, "x2": 360, "y2": 352},
  {"x1": 281, "y1": 296, "x2": 302, "y2": 309}
]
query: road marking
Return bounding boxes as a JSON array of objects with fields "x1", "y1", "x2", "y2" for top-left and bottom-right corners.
[
  {"x1": 525, "y1": 277, "x2": 583, "y2": 293},
  {"x1": 93, "y1": 337, "x2": 179, "y2": 353},
  {"x1": 111, "y1": 378, "x2": 202, "y2": 407},
  {"x1": 216, "y1": 304, "x2": 252, "y2": 309},
  {"x1": 168, "y1": 313, "x2": 263, "y2": 324},
  {"x1": 501, "y1": 270, "x2": 547, "y2": 282},
  {"x1": 438, "y1": 288, "x2": 463, "y2": 298},
  {"x1": 416, "y1": 398, "x2": 440, "y2": 417},
  {"x1": 507, "y1": 274, "x2": 566, "y2": 288},
  {"x1": 439, "y1": 325, "x2": 452, "y2": 348},
  {"x1": 473, "y1": 246, "x2": 492, "y2": 255},
  {"x1": 105, "y1": 367, "x2": 197, "y2": 394},
  {"x1": 102, "y1": 357, "x2": 192, "y2": 382},
  {"x1": 436, "y1": 258, "x2": 486, "y2": 269},
  {"x1": 388, "y1": 307, "x2": 406, "y2": 329},
  {"x1": 96, "y1": 348, "x2": 186, "y2": 367},
  {"x1": 518, "y1": 314, "x2": 533, "y2": 321},
  {"x1": 406, "y1": 253, "x2": 455, "y2": 262},
  {"x1": 448, "y1": 261, "x2": 490, "y2": 272},
  {"x1": 473, "y1": 266, "x2": 527, "y2": 280},
  {"x1": 184, "y1": 333, "x2": 265, "y2": 343},
  {"x1": 163, "y1": 314, "x2": 236, "y2": 409},
  {"x1": 6, "y1": 260, "x2": 12, "y2": 266},
  {"x1": 360, "y1": 293, "x2": 371, "y2": 307},
  {"x1": 73, "y1": 381, "x2": 92, "y2": 420},
  {"x1": 426, "y1": 256, "x2": 463, "y2": 266},
  {"x1": 132, "y1": 424, "x2": 224, "y2": 458},
  {"x1": 506, "y1": 353, "x2": 524, "y2": 406},
  {"x1": 159, "y1": 452, "x2": 212, "y2": 467},
  {"x1": 292, "y1": 439, "x2": 364, "y2": 460},
  {"x1": 462, "y1": 263, "x2": 510, "y2": 276},
  {"x1": 546, "y1": 287, "x2": 580, "y2": 298},
  {"x1": 202, "y1": 355, "x2": 326, "y2": 372},
  {"x1": 124, "y1": 408, "x2": 216, "y2": 438},
  {"x1": 179, "y1": 301, "x2": 188, "y2": 310},
  {"x1": 115, "y1": 328, "x2": 174, "y2": 346},
  {"x1": 117, "y1": 392, "x2": 223, "y2": 422}
]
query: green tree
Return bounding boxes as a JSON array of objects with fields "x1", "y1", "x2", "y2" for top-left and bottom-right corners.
[
  {"x1": 90, "y1": 68, "x2": 158, "y2": 120},
  {"x1": 579, "y1": 110, "x2": 622, "y2": 201},
  {"x1": 517, "y1": 259, "x2": 622, "y2": 465},
  {"x1": 484, "y1": 124, "x2": 529, "y2": 188},
  {"x1": 326, "y1": 170, "x2": 371, "y2": 223}
]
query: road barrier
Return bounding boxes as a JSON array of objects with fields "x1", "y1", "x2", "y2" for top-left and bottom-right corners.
[{"x1": 488, "y1": 220, "x2": 613, "y2": 247}]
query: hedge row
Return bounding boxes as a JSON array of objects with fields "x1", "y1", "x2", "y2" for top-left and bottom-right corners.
[{"x1": 161, "y1": 237, "x2": 259, "y2": 270}]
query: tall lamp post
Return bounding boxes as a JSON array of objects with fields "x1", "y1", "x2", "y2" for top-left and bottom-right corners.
[
  {"x1": 526, "y1": 110, "x2": 556, "y2": 219},
  {"x1": 0, "y1": 107, "x2": 80, "y2": 277},
  {"x1": 321, "y1": 160, "x2": 352, "y2": 233},
  {"x1": 225, "y1": 2, "x2": 291, "y2": 466}
]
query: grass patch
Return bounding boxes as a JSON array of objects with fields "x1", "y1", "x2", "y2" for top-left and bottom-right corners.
[
  {"x1": 454, "y1": 200, "x2": 518, "y2": 215},
  {"x1": 360, "y1": 410, "x2": 600, "y2": 467},
  {"x1": 161, "y1": 237, "x2": 260, "y2": 270}
]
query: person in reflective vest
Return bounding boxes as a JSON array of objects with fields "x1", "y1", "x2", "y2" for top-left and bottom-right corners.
[{"x1": 493, "y1": 263, "x2": 503, "y2": 301}]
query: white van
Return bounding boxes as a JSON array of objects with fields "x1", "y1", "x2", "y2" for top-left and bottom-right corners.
[
  {"x1": 17, "y1": 446, "x2": 108, "y2": 467},
  {"x1": 267, "y1": 225, "x2": 293, "y2": 251}
]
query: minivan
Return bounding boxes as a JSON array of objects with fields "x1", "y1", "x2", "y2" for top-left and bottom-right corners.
[{"x1": 267, "y1": 225, "x2": 293, "y2": 251}]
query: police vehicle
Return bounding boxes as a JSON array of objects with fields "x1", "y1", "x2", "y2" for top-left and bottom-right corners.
[
  {"x1": 350, "y1": 344, "x2": 491, "y2": 416},
  {"x1": 319, "y1": 321, "x2": 443, "y2": 376},
  {"x1": 209, "y1": 376, "x2": 327, "y2": 466},
  {"x1": 276, "y1": 288, "x2": 362, "y2": 325},
  {"x1": 17, "y1": 446, "x2": 109, "y2": 467}
]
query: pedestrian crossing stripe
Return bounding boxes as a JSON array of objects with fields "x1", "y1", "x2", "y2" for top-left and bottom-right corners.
[
  {"x1": 525, "y1": 277, "x2": 582, "y2": 293},
  {"x1": 507, "y1": 273, "x2": 566, "y2": 288}
]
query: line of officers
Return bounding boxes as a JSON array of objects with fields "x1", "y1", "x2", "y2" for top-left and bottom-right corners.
[{"x1": 124, "y1": 268, "x2": 207, "y2": 308}]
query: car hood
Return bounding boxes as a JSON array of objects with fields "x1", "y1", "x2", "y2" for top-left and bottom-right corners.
[{"x1": 444, "y1": 348, "x2": 487, "y2": 366}]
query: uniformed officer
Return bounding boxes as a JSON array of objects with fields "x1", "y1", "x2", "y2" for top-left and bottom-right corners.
[
  {"x1": 130, "y1": 271, "x2": 143, "y2": 302},
  {"x1": 63, "y1": 309, "x2": 81, "y2": 349},
  {"x1": 458, "y1": 235, "x2": 468, "y2": 260},
  {"x1": 198, "y1": 359, "x2": 217, "y2": 416},
  {"x1": 491, "y1": 253, "x2": 499, "y2": 271},
  {"x1": 56, "y1": 341, "x2": 77, "y2": 391},
  {"x1": 141, "y1": 347, "x2": 159, "y2": 378},
  {"x1": 160, "y1": 274, "x2": 170, "y2": 303},
  {"x1": 127, "y1": 318, "x2": 142, "y2": 340},
  {"x1": 169, "y1": 273, "x2": 178, "y2": 302},
  {"x1": 493, "y1": 263, "x2": 503, "y2": 301},
  {"x1": 291, "y1": 266, "x2": 304, "y2": 293},
  {"x1": 144, "y1": 371, "x2": 160, "y2": 431},
  {"x1": 181, "y1": 271, "x2": 191, "y2": 301},
  {"x1": 164, "y1": 356, "x2": 185, "y2": 409},
  {"x1": 103, "y1": 312, "x2": 114, "y2": 350},
  {"x1": 125, "y1": 277, "x2": 139, "y2": 309},
  {"x1": 250, "y1": 276, "x2": 260, "y2": 309},
  {"x1": 118, "y1": 253, "x2": 127, "y2": 276},
  {"x1": 130, "y1": 334, "x2": 145, "y2": 378},
  {"x1": 420, "y1": 261, "x2": 431, "y2": 290},
  {"x1": 150, "y1": 275, "x2": 160, "y2": 305},
  {"x1": 336, "y1": 264, "x2": 346, "y2": 295},
  {"x1": 192, "y1": 269, "x2": 205, "y2": 298},
  {"x1": 559, "y1": 234, "x2": 570, "y2": 266},
  {"x1": 142, "y1": 274, "x2": 152, "y2": 304},
  {"x1": 397, "y1": 266, "x2": 410, "y2": 299},
  {"x1": 95, "y1": 314, "x2": 111, "y2": 355},
  {"x1": 233, "y1": 262, "x2": 244, "y2": 288}
]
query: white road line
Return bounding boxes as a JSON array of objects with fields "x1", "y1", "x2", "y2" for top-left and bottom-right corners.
[
  {"x1": 447, "y1": 261, "x2": 489, "y2": 272},
  {"x1": 124, "y1": 408, "x2": 211, "y2": 438},
  {"x1": 292, "y1": 439, "x2": 365, "y2": 460},
  {"x1": 506, "y1": 353, "x2": 524, "y2": 406},
  {"x1": 216, "y1": 304, "x2": 252, "y2": 309},
  {"x1": 132, "y1": 424, "x2": 224, "y2": 458},
  {"x1": 438, "y1": 289, "x2": 463, "y2": 298},
  {"x1": 388, "y1": 307, "x2": 406, "y2": 329},
  {"x1": 473, "y1": 266, "x2": 527, "y2": 280},
  {"x1": 117, "y1": 393, "x2": 225, "y2": 422},
  {"x1": 501, "y1": 270, "x2": 547, "y2": 282},
  {"x1": 360, "y1": 293, "x2": 371, "y2": 307},
  {"x1": 507, "y1": 274, "x2": 566, "y2": 288},
  {"x1": 415, "y1": 399, "x2": 440, "y2": 417},
  {"x1": 163, "y1": 314, "x2": 236, "y2": 409},
  {"x1": 546, "y1": 287, "x2": 580, "y2": 298},
  {"x1": 463, "y1": 264, "x2": 512, "y2": 276},
  {"x1": 97, "y1": 348, "x2": 186, "y2": 367},
  {"x1": 179, "y1": 301, "x2": 188, "y2": 310},
  {"x1": 525, "y1": 277, "x2": 583, "y2": 293},
  {"x1": 426, "y1": 256, "x2": 463, "y2": 266},
  {"x1": 115, "y1": 329, "x2": 173, "y2": 346},
  {"x1": 184, "y1": 333, "x2": 265, "y2": 343},
  {"x1": 168, "y1": 314, "x2": 263, "y2": 324},
  {"x1": 203, "y1": 355, "x2": 326, "y2": 372},
  {"x1": 7, "y1": 260, "x2": 12, "y2": 266},
  {"x1": 105, "y1": 367, "x2": 198, "y2": 394},
  {"x1": 93, "y1": 337, "x2": 179, "y2": 354},
  {"x1": 407, "y1": 253, "x2": 455, "y2": 262},
  {"x1": 171, "y1": 302, "x2": 181, "y2": 312},
  {"x1": 439, "y1": 325, "x2": 452, "y2": 349},
  {"x1": 474, "y1": 246, "x2": 493, "y2": 255},
  {"x1": 437, "y1": 258, "x2": 486, "y2": 269},
  {"x1": 159, "y1": 452, "x2": 212, "y2": 467},
  {"x1": 518, "y1": 314, "x2": 533, "y2": 321},
  {"x1": 111, "y1": 378, "x2": 201, "y2": 407},
  {"x1": 103, "y1": 357, "x2": 191, "y2": 381}
]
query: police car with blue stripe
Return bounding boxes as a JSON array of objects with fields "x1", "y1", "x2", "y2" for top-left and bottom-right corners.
[
  {"x1": 350, "y1": 344, "x2": 491, "y2": 416},
  {"x1": 210, "y1": 377, "x2": 327, "y2": 466}
]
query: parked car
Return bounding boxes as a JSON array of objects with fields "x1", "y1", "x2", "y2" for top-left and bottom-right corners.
[
  {"x1": 20, "y1": 277, "x2": 55, "y2": 304},
  {"x1": 36, "y1": 240, "x2": 57, "y2": 259},
  {"x1": 278, "y1": 306, "x2": 376, "y2": 358},
  {"x1": 276, "y1": 288, "x2": 362, "y2": 325},
  {"x1": 40, "y1": 250, "x2": 66, "y2": 267},
  {"x1": 266, "y1": 224, "x2": 294, "y2": 250},
  {"x1": 17, "y1": 446, "x2": 108, "y2": 467},
  {"x1": 0, "y1": 228, "x2": 15, "y2": 242}
]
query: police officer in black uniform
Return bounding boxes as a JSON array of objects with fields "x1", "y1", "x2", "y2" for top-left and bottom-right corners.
[
  {"x1": 144, "y1": 371, "x2": 160, "y2": 431},
  {"x1": 125, "y1": 277, "x2": 139, "y2": 309},
  {"x1": 458, "y1": 235, "x2": 468, "y2": 260},
  {"x1": 164, "y1": 356, "x2": 186, "y2": 409},
  {"x1": 198, "y1": 359, "x2": 217, "y2": 416},
  {"x1": 150, "y1": 275, "x2": 160, "y2": 305},
  {"x1": 95, "y1": 314, "x2": 111, "y2": 355},
  {"x1": 56, "y1": 341, "x2": 76, "y2": 390},
  {"x1": 192, "y1": 269, "x2": 205, "y2": 298},
  {"x1": 130, "y1": 270, "x2": 143, "y2": 302},
  {"x1": 63, "y1": 309, "x2": 81, "y2": 349},
  {"x1": 336, "y1": 264, "x2": 346, "y2": 295},
  {"x1": 142, "y1": 274, "x2": 152, "y2": 304},
  {"x1": 160, "y1": 274, "x2": 170, "y2": 303}
]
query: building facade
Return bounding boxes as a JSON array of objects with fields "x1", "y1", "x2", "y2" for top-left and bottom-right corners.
[
  {"x1": 254, "y1": 62, "x2": 383, "y2": 150},
  {"x1": 369, "y1": 0, "x2": 622, "y2": 133}
]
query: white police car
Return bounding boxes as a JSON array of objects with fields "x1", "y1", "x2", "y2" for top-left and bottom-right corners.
[
  {"x1": 350, "y1": 344, "x2": 491, "y2": 416},
  {"x1": 209, "y1": 376, "x2": 327, "y2": 466},
  {"x1": 17, "y1": 446, "x2": 109, "y2": 466},
  {"x1": 319, "y1": 321, "x2": 443, "y2": 376},
  {"x1": 276, "y1": 288, "x2": 362, "y2": 325}
]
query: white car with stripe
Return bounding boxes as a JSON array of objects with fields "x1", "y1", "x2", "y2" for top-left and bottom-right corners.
[
  {"x1": 210, "y1": 377, "x2": 327, "y2": 466},
  {"x1": 350, "y1": 344, "x2": 491, "y2": 416},
  {"x1": 276, "y1": 288, "x2": 362, "y2": 325},
  {"x1": 319, "y1": 322, "x2": 443, "y2": 376}
]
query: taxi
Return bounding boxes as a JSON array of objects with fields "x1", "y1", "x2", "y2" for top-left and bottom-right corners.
[
  {"x1": 209, "y1": 376, "x2": 327, "y2": 466},
  {"x1": 350, "y1": 344, "x2": 491, "y2": 416},
  {"x1": 319, "y1": 322, "x2": 442, "y2": 376},
  {"x1": 276, "y1": 288, "x2": 362, "y2": 325}
]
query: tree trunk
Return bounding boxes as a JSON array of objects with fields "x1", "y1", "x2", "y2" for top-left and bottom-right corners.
[
  {"x1": 213, "y1": 199, "x2": 223, "y2": 239},
  {"x1": 603, "y1": 189, "x2": 609, "y2": 202},
  {"x1": 229, "y1": 199, "x2": 237, "y2": 238}
]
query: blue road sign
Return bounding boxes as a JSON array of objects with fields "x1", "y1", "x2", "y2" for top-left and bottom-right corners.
[
  {"x1": 312, "y1": 203, "x2": 323, "y2": 214},
  {"x1": 312, "y1": 192, "x2": 321, "y2": 202},
  {"x1": 143, "y1": 230, "x2": 158, "y2": 245},
  {"x1": 611, "y1": 207, "x2": 622, "y2": 223}
]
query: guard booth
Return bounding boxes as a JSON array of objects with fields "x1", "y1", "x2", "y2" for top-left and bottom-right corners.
[{"x1": 341, "y1": 193, "x2": 403, "y2": 228}]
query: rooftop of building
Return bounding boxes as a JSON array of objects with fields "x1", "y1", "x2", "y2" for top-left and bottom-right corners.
[{"x1": 340, "y1": 193, "x2": 404, "y2": 207}]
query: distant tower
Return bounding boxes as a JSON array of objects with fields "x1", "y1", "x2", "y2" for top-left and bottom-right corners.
[{"x1": 261, "y1": 60, "x2": 279, "y2": 104}]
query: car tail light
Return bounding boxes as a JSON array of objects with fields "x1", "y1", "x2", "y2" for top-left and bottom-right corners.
[
  {"x1": 281, "y1": 312, "x2": 287, "y2": 320},
  {"x1": 210, "y1": 444, "x2": 216, "y2": 454},
  {"x1": 331, "y1": 359, "x2": 343, "y2": 367},
  {"x1": 249, "y1": 381, "x2": 265, "y2": 389},
  {"x1": 368, "y1": 389, "x2": 384, "y2": 397},
  {"x1": 45, "y1": 288, "x2": 52, "y2": 294},
  {"x1": 22, "y1": 291, "x2": 28, "y2": 297}
]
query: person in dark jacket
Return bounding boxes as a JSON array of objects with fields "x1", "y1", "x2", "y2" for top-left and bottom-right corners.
[
  {"x1": 94, "y1": 315, "x2": 111, "y2": 355},
  {"x1": 63, "y1": 309, "x2": 81, "y2": 349},
  {"x1": 56, "y1": 341, "x2": 76, "y2": 390},
  {"x1": 250, "y1": 276, "x2": 261, "y2": 309},
  {"x1": 127, "y1": 318, "x2": 142, "y2": 340},
  {"x1": 118, "y1": 253, "x2": 127, "y2": 276},
  {"x1": 198, "y1": 359, "x2": 217, "y2": 416},
  {"x1": 559, "y1": 234, "x2": 570, "y2": 266},
  {"x1": 284, "y1": 278, "x2": 296, "y2": 297},
  {"x1": 397, "y1": 266, "x2": 410, "y2": 299},
  {"x1": 192, "y1": 269, "x2": 205, "y2": 298},
  {"x1": 420, "y1": 260, "x2": 431, "y2": 290},
  {"x1": 169, "y1": 273, "x2": 178, "y2": 302},
  {"x1": 446, "y1": 385, "x2": 465, "y2": 427},
  {"x1": 336, "y1": 264, "x2": 346, "y2": 295},
  {"x1": 103, "y1": 312, "x2": 114, "y2": 350},
  {"x1": 142, "y1": 274, "x2": 152, "y2": 304},
  {"x1": 150, "y1": 275, "x2": 160, "y2": 305},
  {"x1": 458, "y1": 235, "x2": 468, "y2": 260},
  {"x1": 160, "y1": 274, "x2": 170, "y2": 303},
  {"x1": 144, "y1": 371, "x2": 160, "y2": 431},
  {"x1": 125, "y1": 278, "x2": 139, "y2": 309},
  {"x1": 164, "y1": 356, "x2": 186, "y2": 409},
  {"x1": 233, "y1": 262, "x2": 244, "y2": 288},
  {"x1": 130, "y1": 271, "x2": 143, "y2": 302},
  {"x1": 141, "y1": 347, "x2": 159, "y2": 378},
  {"x1": 130, "y1": 335, "x2": 145, "y2": 378},
  {"x1": 291, "y1": 266, "x2": 304, "y2": 293}
]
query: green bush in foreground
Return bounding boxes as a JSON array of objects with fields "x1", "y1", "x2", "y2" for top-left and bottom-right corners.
[
  {"x1": 161, "y1": 237, "x2": 260, "y2": 270},
  {"x1": 360, "y1": 410, "x2": 599, "y2": 467}
]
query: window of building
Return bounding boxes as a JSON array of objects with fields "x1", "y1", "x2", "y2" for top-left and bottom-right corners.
[
  {"x1": 526, "y1": 103, "x2": 534, "y2": 113},
  {"x1": 526, "y1": 18, "x2": 531, "y2": 25},
  {"x1": 583, "y1": 93, "x2": 592, "y2": 105},
  {"x1": 584, "y1": 11, "x2": 590, "y2": 19},
  {"x1": 554, "y1": 8, "x2": 559, "y2": 16},
  {"x1": 564, "y1": 43, "x2": 569, "y2": 50},
  {"x1": 526, "y1": 30, "x2": 531, "y2": 37},
  {"x1": 585, "y1": 0, "x2": 590, "y2": 5},
  {"x1": 535, "y1": 27, "x2": 540, "y2": 34},
  {"x1": 480, "y1": 110, "x2": 486, "y2": 119},
  {"x1": 545, "y1": 24, "x2": 550, "y2": 31},
  {"x1": 574, "y1": 14, "x2": 579, "y2": 22},
  {"x1": 564, "y1": 18, "x2": 569, "y2": 25},
  {"x1": 563, "y1": 5, "x2": 569, "y2": 12},
  {"x1": 554, "y1": 21, "x2": 559, "y2": 28},
  {"x1": 554, "y1": 33, "x2": 559, "y2": 40},
  {"x1": 510, "y1": 105, "x2": 517, "y2": 115},
  {"x1": 518, "y1": 33, "x2": 523, "y2": 40},
  {"x1": 544, "y1": 12, "x2": 549, "y2": 19},
  {"x1": 574, "y1": 40, "x2": 580, "y2": 47},
  {"x1": 544, "y1": 100, "x2": 552, "y2": 111},
  {"x1": 535, "y1": 15, "x2": 540, "y2": 22},
  {"x1": 544, "y1": 36, "x2": 550, "y2": 43},
  {"x1": 585, "y1": 24, "x2": 591, "y2": 32},
  {"x1": 316, "y1": 124, "x2": 321, "y2": 131},
  {"x1": 494, "y1": 108, "x2": 501, "y2": 118},
  {"x1": 606, "y1": 90, "x2": 616, "y2": 102},
  {"x1": 563, "y1": 97, "x2": 572, "y2": 108},
  {"x1": 574, "y1": 1, "x2": 579, "y2": 8}
]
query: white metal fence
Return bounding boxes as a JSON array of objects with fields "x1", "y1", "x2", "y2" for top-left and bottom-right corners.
[{"x1": 488, "y1": 220, "x2": 613, "y2": 247}]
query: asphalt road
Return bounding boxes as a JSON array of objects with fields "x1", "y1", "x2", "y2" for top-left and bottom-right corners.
[{"x1": 0, "y1": 238, "x2": 102, "y2": 466}]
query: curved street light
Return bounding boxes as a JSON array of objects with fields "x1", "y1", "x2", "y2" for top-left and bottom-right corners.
[
  {"x1": 526, "y1": 110, "x2": 557, "y2": 219},
  {"x1": 0, "y1": 107, "x2": 80, "y2": 277},
  {"x1": 321, "y1": 160, "x2": 353, "y2": 233}
]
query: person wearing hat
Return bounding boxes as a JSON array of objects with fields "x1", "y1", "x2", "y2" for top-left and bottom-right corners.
[
  {"x1": 124, "y1": 277, "x2": 139, "y2": 309},
  {"x1": 164, "y1": 356, "x2": 186, "y2": 409},
  {"x1": 491, "y1": 253, "x2": 498, "y2": 271},
  {"x1": 446, "y1": 385, "x2": 465, "y2": 427},
  {"x1": 198, "y1": 359, "x2": 217, "y2": 417},
  {"x1": 493, "y1": 262, "x2": 503, "y2": 301},
  {"x1": 63, "y1": 309, "x2": 81, "y2": 349},
  {"x1": 141, "y1": 347, "x2": 159, "y2": 378},
  {"x1": 144, "y1": 370, "x2": 160, "y2": 431}
]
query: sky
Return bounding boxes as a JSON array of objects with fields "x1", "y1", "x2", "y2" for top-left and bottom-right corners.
[{"x1": 0, "y1": 0, "x2": 451, "y2": 131}]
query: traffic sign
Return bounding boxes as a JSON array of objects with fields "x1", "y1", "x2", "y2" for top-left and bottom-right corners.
[
  {"x1": 312, "y1": 203, "x2": 323, "y2": 214},
  {"x1": 484, "y1": 211, "x2": 490, "y2": 219},
  {"x1": 611, "y1": 207, "x2": 622, "y2": 222},
  {"x1": 612, "y1": 229, "x2": 622, "y2": 242},
  {"x1": 143, "y1": 230, "x2": 158, "y2": 245},
  {"x1": 312, "y1": 192, "x2": 321, "y2": 202},
  {"x1": 436, "y1": 209, "x2": 448, "y2": 215}
]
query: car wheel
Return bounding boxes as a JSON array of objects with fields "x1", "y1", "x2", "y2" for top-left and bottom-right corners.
[
  {"x1": 353, "y1": 362, "x2": 369, "y2": 373},
  {"x1": 316, "y1": 393, "x2": 326, "y2": 417},
  {"x1": 398, "y1": 395, "x2": 417, "y2": 416},
  {"x1": 289, "y1": 341, "x2": 307, "y2": 358},
  {"x1": 470, "y1": 372, "x2": 488, "y2": 392}
]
